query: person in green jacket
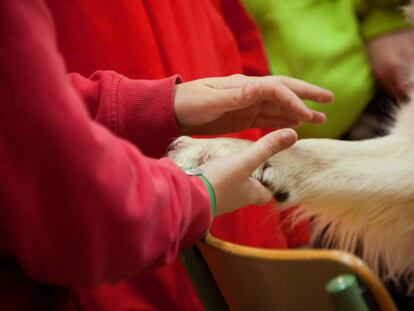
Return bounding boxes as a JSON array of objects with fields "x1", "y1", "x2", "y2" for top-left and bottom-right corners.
[
  {"x1": 243, "y1": 0, "x2": 414, "y2": 138},
  {"x1": 242, "y1": 3, "x2": 414, "y2": 308}
]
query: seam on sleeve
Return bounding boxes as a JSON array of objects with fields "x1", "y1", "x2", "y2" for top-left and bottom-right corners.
[{"x1": 110, "y1": 74, "x2": 123, "y2": 135}]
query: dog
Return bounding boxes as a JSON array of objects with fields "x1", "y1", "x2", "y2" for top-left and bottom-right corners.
[
  {"x1": 168, "y1": 8, "x2": 414, "y2": 285},
  {"x1": 168, "y1": 93, "x2": 414, "y2": 286}
]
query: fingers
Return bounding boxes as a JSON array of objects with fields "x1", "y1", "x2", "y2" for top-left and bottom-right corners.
[
  {"x1": 309, "y1": 111, "x2": 327, "y2": 124},
  {"x1": 257, "y1": 77, "x2": 331, "y2": 123},
  {"x1": 238, "y1": 129, "x2": 297, "y2": 174},
  {"x1": 276, "y1": 76, "x2": 334, "y2": 103},
  {"x1": 253, "y1": 114, "x2": 324, "y2": 131},
  {"x1": 198, "y1": 129, "x2": 297, "y2": 215},
  {"x1": 259, "y1": 87, "x2": 327, "y2": 125},
  {"x1": 378, "y1": 64, "x2": 412, "y2": 99},
  {"x1": 271, "y1": 84, "x2": 314, "y2": 121},
  {"x1": 211, "y1": 75, "x2": 332, "y2": 124},
  {"x1": 252, "y1": 116, "x2": 302, "y2": 129},
  {"x1": 212, "y1": 81, "x2": 263, "y2": 112},
  {"x1": 206, "y1": 74, "x2": 334, "y2": 104}
]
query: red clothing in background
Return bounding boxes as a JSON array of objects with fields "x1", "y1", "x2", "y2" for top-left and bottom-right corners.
[
  {"x1": 0, "y1": 1, "x2": 213, "y2": 310},
  {"x1": 44, "y1": 1, "x2": 309, "y2": 310}
]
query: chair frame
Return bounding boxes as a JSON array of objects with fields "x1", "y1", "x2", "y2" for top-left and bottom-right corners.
[{"x1": 181, "y1": 233, "x2": 398, "y2": 311}]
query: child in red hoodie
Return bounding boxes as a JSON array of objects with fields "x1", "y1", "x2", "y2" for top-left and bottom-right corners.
[
  {"x1": 42, "y1": 1, "x2": 322, "y2": 310},
  {"x1": 0, "y1": 1, "x2": 333, "y2": 310},
  {"x1": 0, "y1": 1, "x2": 336, "y2": 309}
]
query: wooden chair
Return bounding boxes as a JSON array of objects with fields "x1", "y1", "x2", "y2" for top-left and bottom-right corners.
[{"x1": 180, "y1": 233, "x2": 397, "y2": 311}]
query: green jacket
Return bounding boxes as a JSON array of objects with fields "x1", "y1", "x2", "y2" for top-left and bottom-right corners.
[{"x1": 243, "y1": 0, "x2": 409, "y2": 138}]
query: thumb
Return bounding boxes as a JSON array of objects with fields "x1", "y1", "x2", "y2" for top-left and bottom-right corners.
[
  {"x1": 238, "y1": 129, "x2": 297, "y2": 174},
  {"x1": 216, "y1": 82, "x2": 263, "y2": 112}
]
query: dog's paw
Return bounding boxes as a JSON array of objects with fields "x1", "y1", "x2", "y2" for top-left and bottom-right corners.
[{"x1": 168, "y1": 136, "x2": 252, "y2": 169}]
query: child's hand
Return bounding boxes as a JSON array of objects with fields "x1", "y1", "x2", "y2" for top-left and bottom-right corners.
[
  {"x1": 200, "y1": 129, "x2": 297, "y2": 216},
  {"x1": 174, "y1": 74, "x2": 334, "y2": 135},
  {"x1": 368, "y1": 28, "x2": 414, "y2": 99}
]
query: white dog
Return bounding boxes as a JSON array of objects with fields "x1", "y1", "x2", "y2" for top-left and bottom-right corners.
[
  {"x1": 168, "y1": 44, "x2": 414, "y2": 288},
  {"x1": 168, "y1": 91, "x2": 414, "y2": 285}
]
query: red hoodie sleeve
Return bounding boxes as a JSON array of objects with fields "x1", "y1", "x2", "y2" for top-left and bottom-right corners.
[
  {"x1": 0, "y1": 0, "x2": 212, "y2": 287},
  {"x1": 219, "y1": 0, "x2": 269, "y2": 76},
  {"x1": 69, "y1": 72, "x2": 181, "y2": 158}
]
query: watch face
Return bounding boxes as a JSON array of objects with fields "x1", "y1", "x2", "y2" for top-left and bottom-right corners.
[{"x1": 184, "y1": 167, "x2": 203, "y2": 176}]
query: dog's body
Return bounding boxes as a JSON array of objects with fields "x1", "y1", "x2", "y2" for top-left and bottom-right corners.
[{"x1": 168, "y1": 91, "x2": 414, "y2": 284}]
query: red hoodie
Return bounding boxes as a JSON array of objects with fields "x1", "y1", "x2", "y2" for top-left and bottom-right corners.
[
  {"x1": 42, "y1": 0, "x2": 310, "y2": 310},
  {"x1": 0, "y1": 1, "x2": 218, "y2": 309}
]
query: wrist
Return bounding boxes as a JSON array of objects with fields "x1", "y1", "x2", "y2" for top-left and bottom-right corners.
[
  {"x1": 184, "y1": 167, "x2": 216, "y2": 218},
  {"x1": 174, "y1": 83, "x2": 190, "y2": 135}
]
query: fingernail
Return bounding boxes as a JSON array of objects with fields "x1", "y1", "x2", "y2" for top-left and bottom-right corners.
[{"x1": 281, "y1": 129, "x2": 297, "y2": 145}]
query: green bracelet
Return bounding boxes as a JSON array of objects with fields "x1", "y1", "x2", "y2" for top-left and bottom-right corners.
[
  {"x1": 183, "y1": 167, "x2": 216, "y2": 217},
  {"x1": 198, "y1": 175, "x2": 216, "y2": 217}
]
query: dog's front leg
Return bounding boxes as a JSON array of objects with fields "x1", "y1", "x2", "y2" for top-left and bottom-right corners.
[{"x1": 266, "y1": 135, "x2": 414, "y2": 281}]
